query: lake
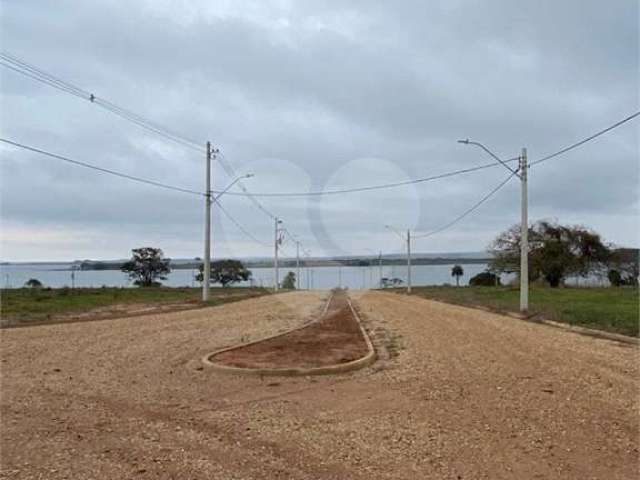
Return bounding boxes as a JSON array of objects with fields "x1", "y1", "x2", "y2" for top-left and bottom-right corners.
[
  {"x1": 1, "y1": 262, "x2": 606, "y2": 289},
  {"x1": 2, "y1": 262, "x2": 507, "y2": 289}
]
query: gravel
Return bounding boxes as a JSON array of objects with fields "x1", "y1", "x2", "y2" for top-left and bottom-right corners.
[{"x1": 1, "y1": 290, "x2": 637, "y2": 479}]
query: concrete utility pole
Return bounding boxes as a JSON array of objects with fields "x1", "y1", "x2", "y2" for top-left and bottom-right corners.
[
  {"x1": 378, "y1": 251, "x2": 383, "y2": 288},
  {"x1": 407, "y1": 229, "x2": 412, "y2": 294},
  {"x1": 296, "y1": 241, "x2": 300, "y2": 290},
  {"x1": 520, "y1": 148, "x2": 529, "y2": 312},
  {"x1": 202, "y1": 141, "x2": 212, "y2": 302},
  {"x1": 457, "y1": 139, "x2": 529, "y2": 312},
  {"x1": 385, "y1": 225, "x2": 411, "y2": 292},
  {"x1": 274, "y1": 217, "x2": 281, "y2": 291}
]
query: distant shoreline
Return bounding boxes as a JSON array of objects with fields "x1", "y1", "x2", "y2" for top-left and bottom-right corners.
[{"x1": 1, "y1": 257, "x2": 492, "y2": 271}]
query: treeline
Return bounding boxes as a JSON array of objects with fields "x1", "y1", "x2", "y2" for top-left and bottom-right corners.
[{"x1": 80, "y1": 256, "x2": 490, "y2": 271}]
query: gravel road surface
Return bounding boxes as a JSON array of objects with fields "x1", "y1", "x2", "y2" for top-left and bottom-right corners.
[{"x1": 1, "y1": 290, "x2": 637, "y2": 479}]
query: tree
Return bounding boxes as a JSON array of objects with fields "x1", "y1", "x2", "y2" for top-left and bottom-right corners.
[
  {"x1": 489, "y1": 220, "x2": 610, "y2": 287},
  {"x1": 121, "y1": 247, "x2": 171, "y2": 287},
  {"x1": 451, "y1": 265, "x2": 464, "y2": 287},
  {"x1": 607, "y1": 269, "x2": 623, "y2": 287},
  {"x1": 469, "y1": 271, "x2": 501, "y2": 286},
  {"x1": 608, "y1": 248, "x2": 639, "y2": 286},
  {"x1": 196, "y1": 259, "x2": 251, "y2": 287},
  {"x1": 282, "y1": 271, "x2": 296, "y2": 289},
  {"x1": 24, "y1": 278, "x2": 43, "y2": 288}
]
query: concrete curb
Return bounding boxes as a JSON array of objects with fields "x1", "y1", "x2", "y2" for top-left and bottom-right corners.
[
  {"x1": 410, "y1": 295, "x2": 638, "y2": 346},
  {"x1": 202, "y1": 295, "x2": 377, "y2": 376},
  {"x1": 532, "y1": 317, "x2": 639, "y2": 346}
]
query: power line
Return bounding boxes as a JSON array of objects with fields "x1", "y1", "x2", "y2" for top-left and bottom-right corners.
[
  {"x1": 213, "y1": 199, "x2": 271, "y2": 247},
  {"x1": 531, "y1": 111, "x2": 640, "y2": 166},
  {"x1": 212, "y1": 157, "x2": 520, "y2": 197},
  {"x1": 2, "y1": 52, "x2": 522, "y2": 199},
  {"x1": 4, "y1": 52, "x2": 638, "y2": 199},
  {"x1": 412, "y1": 171, "x2": 518, "y2": 239},
  {"x1": 411, "y1": 111, "x2": 640, "y2": 239},
  {"x1": 2, "y1": 53, "x2": 279, "y2": 247},
  {"x1": 0, "y1": 137, "x2": 204, "y2": 196},
  {"x1": 0, "y1": 52, "x2": 203, "y2": 152},
  {"x1": 2, "y1": 136, "x2": 273, "y2": 247},
  {"x1": 5, "y1": 52, "x2": 637, "y2": 253},
  {"x1": 216, "y1": 153, "x2": 277, "y2": 218}
]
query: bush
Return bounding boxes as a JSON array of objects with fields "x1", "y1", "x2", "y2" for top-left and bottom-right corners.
[
  {"x1": 469, "y1": 271, "x2": 501, "y2": 286},
  {"x1": 608, "y1": 268, "x2": 638, "y2": 287},
  {"x1": 24, "y1": 278, "x2": 43, "y2": 288},
  {"x1": 282, "y1": 271, "x2": 296, "y2": 289}
]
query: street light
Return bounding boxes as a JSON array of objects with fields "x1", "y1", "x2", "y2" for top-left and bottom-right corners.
[
  {"x1": 458, "y1": 139, "x2": 528, "y2": 312},
  {"x1": 202, "y1": 170, "x2": 254, "y2": 302},
  {"x1": 274, "y1": 218, "x2": 283, "y2": 291},
  {"x1": 457, "y1": 139, "x2": 519, "y2": 175},
  {"x1": 385, "y1": 225, "x2": 411, "y2": 294}
]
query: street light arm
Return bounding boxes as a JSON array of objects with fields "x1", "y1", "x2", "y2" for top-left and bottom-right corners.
[
  {"x1": 458, "y1": 139, "x2": 520, "y2": 176},
  {"x1": 385, "y1": 224, "x2": 405, "y2": 241},
  {"x1": 213, "y1": 174, "x2": 254, "y2": 201}
]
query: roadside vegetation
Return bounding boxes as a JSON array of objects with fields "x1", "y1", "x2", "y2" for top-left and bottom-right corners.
[
  {"x1": 490, "y1": 220, "x2": 637, "y2": 288},
  {"x1": 406, "y1": 286, "x2": 639, "y2": 337},
  {"x1": 0, "y1": 287, "x2": 270, "y2": 328},
  {"x1": 398, "y1": 220, "x2": 638, "y2": 337}
]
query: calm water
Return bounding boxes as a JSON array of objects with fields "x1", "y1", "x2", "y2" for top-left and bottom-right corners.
[
  {"x1": 1, "y1": 262, "x2": 508, "y2": 289},
  {"x1": 1, "y1": 262, "x2": 606, "y2": 289}
]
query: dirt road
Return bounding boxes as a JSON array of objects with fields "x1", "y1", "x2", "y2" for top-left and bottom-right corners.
[{"x1": 1, "y1": 291, "x2": 637, "y2": 479}]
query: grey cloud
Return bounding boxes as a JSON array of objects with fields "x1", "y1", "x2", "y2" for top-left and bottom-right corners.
[{"x1": 1, "y1": 0, "x2": 637, "y2": 260}]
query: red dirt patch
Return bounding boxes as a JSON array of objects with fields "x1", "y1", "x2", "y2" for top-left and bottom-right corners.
[{"x1": 211, "y1": 290, "x2": 370, "y2": 369}]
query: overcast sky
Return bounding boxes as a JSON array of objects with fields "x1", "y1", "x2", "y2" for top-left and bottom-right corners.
[{"x1": 1, "y1": 0, "x2": 638, "y2": 261}]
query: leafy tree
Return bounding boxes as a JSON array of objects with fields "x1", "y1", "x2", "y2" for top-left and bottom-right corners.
[
  {"x1": 282, "y1": 271, "x2": 296, "y2": 289},
  {"x1": 196, "y1": 259, "x2": 251, "y2": 287},
  {"x1": 451, "y1": 265, "x2": 464, "y2": 287},
  {"x1": 608, "y1": 248, "x2": 639, "y2": 286},
  {"x1": 121, "y1": 247, "x2": 171, "y2": 287},
  {"x1": 469, "y1": 271, "x2": 500, "y2": 286},
  {"x1": 24, "y1": 278, "x2": 43, "y2": 288},
  {"x1": 489, "y1": 220, "x2": 610, "y2": 287},
  {"x1": 607, "y1": 269, "x2": 623, "y2": 287}
]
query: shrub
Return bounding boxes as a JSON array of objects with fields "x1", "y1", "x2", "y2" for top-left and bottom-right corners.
[
  {"x1": 469, "y1": 271, "x2": 501, "y2": 286},
  {"x1": 24, "y1": 278, "x2": 43, "y2": 288}
]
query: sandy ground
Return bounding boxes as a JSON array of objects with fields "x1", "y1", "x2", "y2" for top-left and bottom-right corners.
[
  {"x1": 0, "y1": 290, "x2": 638, "y2": 479},
  {"x1": 212, "y1": 290, "x2": 369, "y2": 369}
]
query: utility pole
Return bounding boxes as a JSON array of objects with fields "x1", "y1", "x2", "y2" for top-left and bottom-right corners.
[
  {"x1": 274, "y1": 217, "x2": 281, "y2": 291},
  {"x1": 458, "y1": 139, "x2": 529, "y2": 312},
  {"x1": 296, "y1": 241, "x2": 300, "y2": 290},
  {"x1": 202, "y1": 141, "x2": 212, "y2": 302},
  {"x1": 520, "y1": 148, "x2": 528, "y2": 312},
  {"x1": 378, "y1": 251, "x2": 383, "y2": 288},
  {"x1": 407, "y1": 229, "x2": 412, "y2": 294}
]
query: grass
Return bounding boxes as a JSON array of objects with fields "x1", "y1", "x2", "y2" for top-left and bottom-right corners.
[
  {"x1": 402, "y1": 286, "x2": 639, "y2": 337},
  {"x1": 0, "y1": 286, "x2": 271, "y2": 326}
]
